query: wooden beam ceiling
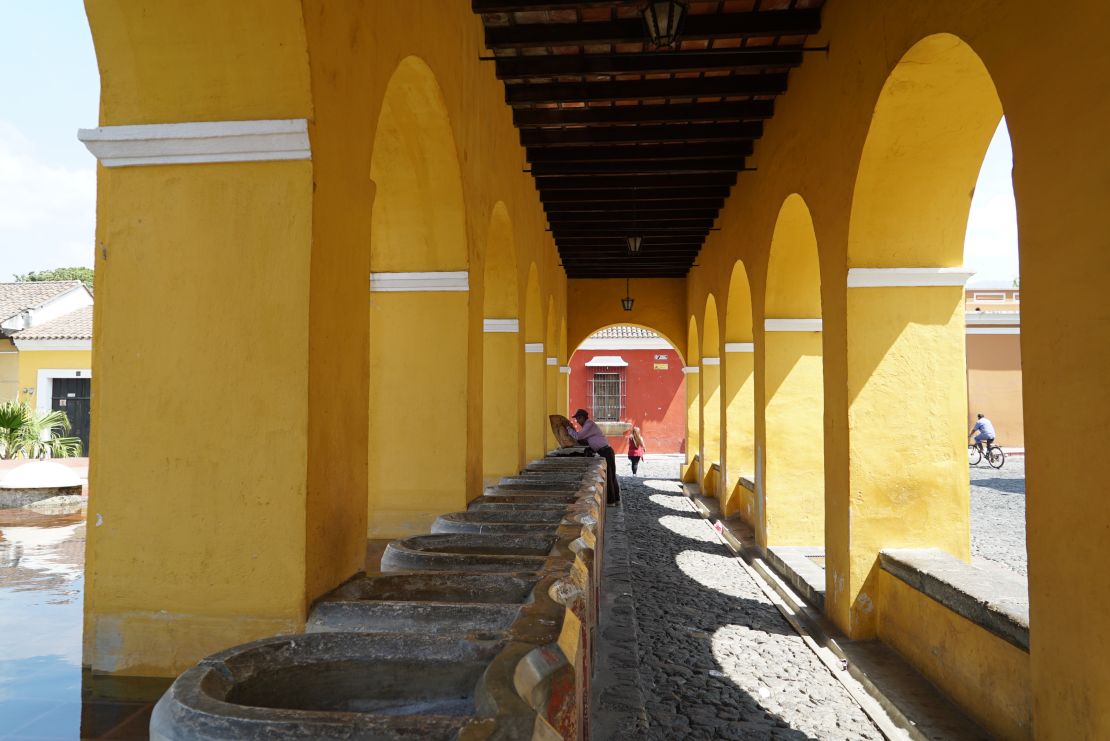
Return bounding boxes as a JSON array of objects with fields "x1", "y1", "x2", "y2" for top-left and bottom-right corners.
[{"x1": 473, "y1": 1, "x2": 825, "y2": 277}]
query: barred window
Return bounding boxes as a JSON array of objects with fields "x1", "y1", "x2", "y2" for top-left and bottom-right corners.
[{"x1": 590, "y1": 372, "x2": 625, "y2": 421}]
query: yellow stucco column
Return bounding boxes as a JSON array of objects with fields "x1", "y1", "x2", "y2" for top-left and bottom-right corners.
[
  {"x1": 825, "y1": 271, "x2": 971, "y2": 639},
  {"x1": 482, "y1": 319, "x2": 522, "y2": 484},
  {"x1": 683, "y1": 366, "x2": 701, "y2": 472},
  {"x1": 524, "y1": 343, "x2": 546, "y2": 460},
  {"x1": 759, "y1": 319, "x2": 824, "y2": 549},
  {"x1": 81, "y1": 125, "x2": 317, "y2": 677},
  {"x1": 699, "y1": 357, "x2": 722, "y2": 496},
  {"x1": 545, "y1": 356, "x2": 560, "y2": 450},
  {"x1": 722, "y1": 343, "x2": 756, "y2": 519},
  {"x1": 368, "y1": 274, "x2": 470, "y2": 537}
]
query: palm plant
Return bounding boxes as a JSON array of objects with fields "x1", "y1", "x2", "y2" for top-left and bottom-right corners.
[{"x1": 0, "y1": 400, "x2": 83, "y2": 460}]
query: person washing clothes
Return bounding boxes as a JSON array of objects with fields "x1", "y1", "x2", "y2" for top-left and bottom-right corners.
[
  {"x1": 627, "y1": 427, "x2": 646, "y2": 475},
  {"x1": 566, "y1": 409, "x2": 620, "y2": 505}
]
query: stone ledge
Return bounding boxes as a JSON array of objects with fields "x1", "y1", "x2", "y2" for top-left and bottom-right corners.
[{"x1": 879, "y1": 549, "x2": 1029, "y2": 651}]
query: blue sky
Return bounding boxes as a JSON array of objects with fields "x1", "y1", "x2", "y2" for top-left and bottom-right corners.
[{"x1": 0, "y1": 4, "x2": 1019, "y2": 285}]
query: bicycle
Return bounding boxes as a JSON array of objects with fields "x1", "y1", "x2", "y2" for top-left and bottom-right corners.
[{"x1": 968, "y1": 442, "x2": 1005, "y2": 469}]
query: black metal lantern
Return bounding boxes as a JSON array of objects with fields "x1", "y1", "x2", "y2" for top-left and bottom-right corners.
[
  {"x1": 627, "y1": 235, "x2": 643, "y2": 253},
  {"x1": 641, "y1": 0, "x2": 687, "y2": 48},
  {"x1": 621, "y1": 278, "x2": 635, "y2": 312}
]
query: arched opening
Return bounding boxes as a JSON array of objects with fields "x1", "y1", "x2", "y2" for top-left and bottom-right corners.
[
  {"x1": 522, "y1": 264, "x2": 546, "y2": 460},
  {"x1": 367, "y1": 56, "x2": 470, "y2": 537},
  {"x1": 700, "y1": 295, "x2": 722, "y2": 497},
  {"x1": 481, "y1": 202, "x2": 521, "y2": 483},
  {"x1": 568, "y1": 324, "x2": 687, "y2": 465},
  {"x1": 761, "y1": 194, "x2": 824, "y2": 550},
  {"x1": 684, "y1": 316, "x2": 701, "y2": 480},
  {"x1": 829, "y1": 33, "x2": 1006, "y2": 640},
  {"x1": 723, "y1": 262, "x2": 756, "y2": 520}
]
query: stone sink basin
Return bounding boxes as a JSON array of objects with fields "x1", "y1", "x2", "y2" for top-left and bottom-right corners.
[
  {"x1": 431, "y1": 509, "x2": 566, "y2": 535},
  {"x1": 149, "y1": 632, "x2": 517, "y2": 740},
  {"x1": 381, "y1": 533, "x2": 558, "y2": 573},
  {"x1": 496, "y1": 477, "x2": 584, "y2": 492},
  {"x1": 470, "y1": 494, "x2": 573, "y2": 511},
  {"x1": 307, "y1": 573, "x2": 539, "y2": 636}
]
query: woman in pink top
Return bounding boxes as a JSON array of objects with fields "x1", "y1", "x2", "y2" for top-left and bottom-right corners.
[{"x1": 627, "y1": 427, "x2": 647, "y2": 475}]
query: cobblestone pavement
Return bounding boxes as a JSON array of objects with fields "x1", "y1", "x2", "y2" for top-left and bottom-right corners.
[
  {"x1": 609, "y1": 455, "x2": 883, "y2": 740},
  {"x1": 969, "y1": 457, "x2": 1027, "y2": 576}
]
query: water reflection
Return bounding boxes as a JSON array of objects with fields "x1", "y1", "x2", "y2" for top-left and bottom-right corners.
[{"x1": 0, "y1": 509, "x2": 85, "y2": 739}]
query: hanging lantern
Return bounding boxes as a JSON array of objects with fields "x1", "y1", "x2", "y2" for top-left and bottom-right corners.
[
  {"x1": 641, "y1": 0, "x2": 687, "y2": 48},
  {"x1": 627, "y1": 235, "x2": 643, "y2": 253},
  {"x1": 621, "y1": 278, "x2": 635, "y2": 311}
]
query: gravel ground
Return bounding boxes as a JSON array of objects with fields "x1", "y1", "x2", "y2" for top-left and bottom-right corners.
[
  {"x1": 969, "y1": 456, "x2": 1027, "y2": 576},
  {"x1": 610, "y1": 455, "x2": 883, "y2": 740}
]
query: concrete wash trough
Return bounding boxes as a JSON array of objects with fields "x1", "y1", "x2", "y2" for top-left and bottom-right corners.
[
  {"x1": 149, "y1": 632, "x2": 547, "y2": 741},
  {"x1": 431, "y1": 509, "x2": 569, "y2": 535},
  {"x1": 496, "y1": 478, "x2": 586, "y2": 493},
  {"x1": 381, "y1": 533, "x2": 561, "y2": 573},
  {"x1": 308, "y1": 572, "x2": 568, "y2": 646}
]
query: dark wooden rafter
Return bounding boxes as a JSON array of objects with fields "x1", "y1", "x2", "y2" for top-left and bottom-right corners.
[{"x1": 473, "y1": 2, "x2": 824, "y2": 277}]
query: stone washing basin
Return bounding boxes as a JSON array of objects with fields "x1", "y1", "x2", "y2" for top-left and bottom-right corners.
[
  {"x1": 381, "y1": 533, "x2": 558, "y2": 573},
  {"x1": 307, "y1": 573, "x2": 539, "y2": 635},
  {"x1": 431, "y1": 509, "x2": 566, "y2": 535},
  {"x1": 496, "y1": 478, "x2": 584, "y2": 492},
  {"x1": 149, "y1": 633, "x2": 510, "y2": 740},
  {"x1": 470, "y1": 495, "x2": 572, "y2": 511}
]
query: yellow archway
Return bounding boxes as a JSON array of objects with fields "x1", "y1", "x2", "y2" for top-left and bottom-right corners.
[
  {"x1": 828, "y1": 34, "x2": 1003, "y2": 639},
  {"x1": 760, "y1": 194, "x2": 824, "y2": 549},
  {"x1": 722, "y1": 262, "x2": 756, "y2": 519},
  {"x1": 367, "y1": 56, "x2": 470, "y2": 537},
  {"x1": 481, "y1": 202, "x2": 522, "y2": 482},
  {"x1": 545, "y1": 295, "x2": 560, "y2": 448}
]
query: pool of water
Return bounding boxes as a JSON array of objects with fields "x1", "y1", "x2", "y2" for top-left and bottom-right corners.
[{"x1": 0, "y1": 508, "x2": 166, "y2": 740}]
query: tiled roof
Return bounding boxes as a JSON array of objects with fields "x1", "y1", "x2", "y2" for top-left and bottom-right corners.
[
  {"x1": 0, "y1": 281, "x2": 85, "y2": 323},
  {"x1": 13, "y1": 306, "x2": 93, "y2": 341},
  {"x1": 588, "y1": 326, "x2": 660, "y2": 340}
]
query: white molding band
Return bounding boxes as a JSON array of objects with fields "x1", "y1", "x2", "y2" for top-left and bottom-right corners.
[
  {"x1": 370, "y1": 271, "x2": 469, "y2": 292},
  {"x1": 765, "y1": 318, "x2": 822, "y2": 332},
  {"x1": 847, "y1": 267, "x2": 975, "y2": 288},
  {"x1": 559, "y1": 366, "x2": 571, "y2": 374},
  {"x1": 577, "y1": 337, "x2": 673, "y2": 351},
  {"x1": 78, "y1": 119, "x2": 311, "y2": 167},
  {"x1": 546, "y1": 357, "x2": 558, "y2": 366},
  {"x1": 682, "y1": 366, "x2": 700, "y2": 374},
  {"x1": 965, "y1": 313, "x2": 1020, "y2": 326},
  {"x1": 483, "y1": 318, "x2": 519, "y2": 333},
  {"x1": 701, "y1": 357, "x2": 720, "y2": 366},
  {"x1": 725, "y1": 342, "x2": 754, "y2": 353},
  {"x1": 524, "y1": 343, "x2": 545, "y2": 353},
  {"x1": 14, "y1": 339, "x2": 92, "y2": 351}
]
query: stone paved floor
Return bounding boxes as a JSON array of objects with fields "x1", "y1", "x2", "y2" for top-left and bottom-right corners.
[
  {"x1": 609, "y1": 455, "x2": 883, "y2": 740},
  {"x1": 969, "y1": 457, "x2": 1026, "y2": 576}
]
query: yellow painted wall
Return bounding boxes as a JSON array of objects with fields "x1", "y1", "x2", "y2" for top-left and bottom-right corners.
[
  {"x1": 878, "y1": 571, "x2": 1031, "y2": 740},
  {"x1": 85, "y1": 159, "x2": 314, "y2": 676},
  {"x1": 676, "y1": 3, "x2": 1110, "y2": 733},
  {"x1": 0, "y1": 339, "x2": 19, "y2": 401},
  {"x1": 84, "y1": 0, "x2": 566, "y2": 677},
  {"x1": 482, "y1": 333, "x2": 522, "y2": 483},
  {"x1": 760, "y1": 331, "x2": 824, "y2": 547},
  {"x1": 16, "y1": 350, "x2": 92, "y2": 404},
  {"x1": 567, "y1": 278, "x2": 687, "y2": 359},
  {"x1": 722, "y1": 352, "x2": 755, "y2": 518},
  {"x1": 966, "y1": 333, "x2": 1024, "y2": 447},
  {"x1": 699, "y1": 364, "x2": 721, "y2": 494}
]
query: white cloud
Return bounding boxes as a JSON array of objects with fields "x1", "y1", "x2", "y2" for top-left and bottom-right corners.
[{"x1": 0, "y1": 120, "x2": 96, "y2": 279}]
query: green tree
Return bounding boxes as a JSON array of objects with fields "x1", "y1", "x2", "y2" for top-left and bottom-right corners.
[
  {"x1": 14, "y1": 267, "x2": 94, "y2": 291},
  {"x1": 0, "y1": 400, "x2": 83, "y2": 459}
]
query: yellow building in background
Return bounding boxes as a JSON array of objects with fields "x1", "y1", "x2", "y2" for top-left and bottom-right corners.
[{"x1": 0, "y1": 281, "x2": 94, "y2": 453}]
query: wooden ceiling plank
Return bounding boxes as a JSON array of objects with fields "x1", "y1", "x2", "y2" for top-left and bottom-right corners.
[
  {"x1": 505, "y1": 73, "x2": 787, "y2": 104},
  {"x1": 514, "y1": 101, "x2": 773, "y2": 127},
  {"x1": 495, "y1": 49, "x2": 802, "y2": 78},
  {"x1": 522, "y1": 122, "x2": 761, "y2": 146}
]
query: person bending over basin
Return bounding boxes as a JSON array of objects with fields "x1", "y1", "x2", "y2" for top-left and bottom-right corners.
[{"x1": 567, "y1": 409, "x2": 620, "y2": 505}]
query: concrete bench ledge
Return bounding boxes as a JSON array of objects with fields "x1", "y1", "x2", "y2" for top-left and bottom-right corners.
[
  {"x1": 879, "y1": 548, "x2": 1029, "y2": 651},
  {"x1": 738, "y1": 477, "x2": 755, "y2": 492}
]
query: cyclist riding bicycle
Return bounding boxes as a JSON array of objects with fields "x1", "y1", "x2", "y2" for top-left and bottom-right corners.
[{"x1": 969, "y1": 413, "x2": 996, "y2": 458}]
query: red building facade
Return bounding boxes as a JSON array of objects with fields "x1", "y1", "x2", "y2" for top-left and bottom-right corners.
[{"x1": 567, "y1": 326, "x2": 686, "y2": 454}]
